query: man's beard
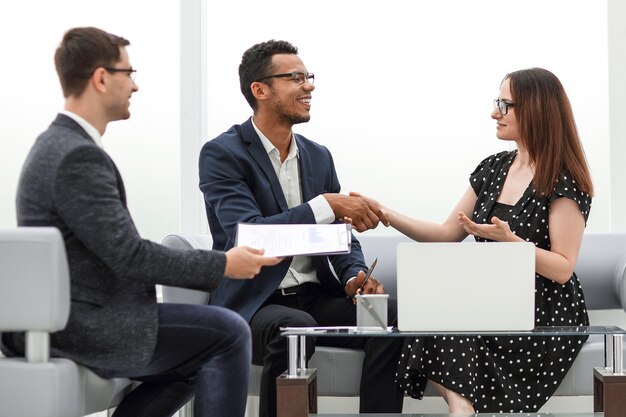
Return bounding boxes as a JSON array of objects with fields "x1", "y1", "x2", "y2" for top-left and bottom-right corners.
[
  {"x1": 275, "y1": 100, "x2": 310, "y2": 125},
  {"x1": 279, "y1": 112, "x2": 310, "y2": 125}
]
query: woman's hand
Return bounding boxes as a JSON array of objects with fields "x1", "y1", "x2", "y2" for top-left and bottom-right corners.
[{"x1": 457, "y1": 211, "x2": 520, "y2": 242}]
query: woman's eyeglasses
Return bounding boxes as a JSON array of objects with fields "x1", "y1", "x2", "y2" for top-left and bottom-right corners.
[{"x1": 494, "y1": 98, "x2": 515, "y2": 115}]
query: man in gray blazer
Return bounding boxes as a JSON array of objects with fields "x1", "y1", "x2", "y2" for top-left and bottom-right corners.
[{"x1": 1, "y1": 27, "x2": 279, "y2": 417}]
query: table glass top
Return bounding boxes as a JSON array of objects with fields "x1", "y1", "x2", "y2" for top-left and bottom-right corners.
[
  {"x1": 316, "y1": 412, "x2": 604, "y2": 417},
  {"x1": 281, "y1": 325, "x2": 626, "y2": 337}
]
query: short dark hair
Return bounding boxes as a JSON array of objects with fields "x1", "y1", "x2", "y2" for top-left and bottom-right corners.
[
  {"x1": 54, "y1": 27, "x2": 130, "y2": 98},
  {"x1": 238, "y1": 40, "x2": 298, "y2": 109}
]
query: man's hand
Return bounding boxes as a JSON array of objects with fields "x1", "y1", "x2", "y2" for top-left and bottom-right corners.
[
  {"x1": 224, "y1": 246, "x2": 282, "y2": 279},
  {"x1": 344, "y1": 269, "x2": 385, "y2": 298},
  {"x1": 324, "y1": 193, "x2": 388, "y2": 232},
  {"x1": 348, "y1": 191, "x2": 390, "y2": 227}
]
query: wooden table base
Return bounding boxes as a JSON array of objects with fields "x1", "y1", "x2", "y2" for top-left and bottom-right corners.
[
  {"x1": 277, "y1": 368, "x2": 317, "y2": 417},
  {"x1": 593, "y1": 366, "x2": 626, "y2": 417}
]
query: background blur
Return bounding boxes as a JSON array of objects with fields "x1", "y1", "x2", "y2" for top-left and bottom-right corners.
[{"x1": 1, "y1": 0, "x2": 625, "y2": 244}]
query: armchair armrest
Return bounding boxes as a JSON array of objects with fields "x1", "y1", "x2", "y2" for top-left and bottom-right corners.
[
  {"x1": 160, "y1": 234, "x2": 213, "y2": 304},
  {"x1": 615, "y1": 252, "x2": 626, "y2": 313}
]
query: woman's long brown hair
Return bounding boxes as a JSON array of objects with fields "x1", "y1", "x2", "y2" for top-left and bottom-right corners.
[{"x1": 506, "y1": 68, "x2": 594, "y2": 196}]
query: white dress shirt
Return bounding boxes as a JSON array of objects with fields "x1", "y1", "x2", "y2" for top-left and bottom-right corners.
[{"x1": 252, "y1": 120, "x2": 335, "y2": 289}]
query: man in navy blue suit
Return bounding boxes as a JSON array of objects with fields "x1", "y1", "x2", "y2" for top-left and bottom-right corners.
[{"x1": 199, "y1": 40, "x2": 405, "y2": 417}]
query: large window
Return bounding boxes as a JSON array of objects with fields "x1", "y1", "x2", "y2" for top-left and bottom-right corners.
[
  {"x1": 196, "y1": 0, "x2": 610, "y2": 233},
  {"x1": 0, "y1": 1, "x2": 180, "y2": 242}
]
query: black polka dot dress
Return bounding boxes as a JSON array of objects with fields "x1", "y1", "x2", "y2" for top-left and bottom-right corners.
[{"x1": 396, "y1": 150, "x2": 591, "y2": 412}]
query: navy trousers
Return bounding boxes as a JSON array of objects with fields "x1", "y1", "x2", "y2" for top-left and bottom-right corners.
[{"x1": 102, "y1": 303, "x2": 251, "y2": 417}]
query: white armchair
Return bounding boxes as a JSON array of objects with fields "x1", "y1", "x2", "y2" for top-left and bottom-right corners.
[{"x1": 0, "y1": 227, "x2": 132, "y2": 417}]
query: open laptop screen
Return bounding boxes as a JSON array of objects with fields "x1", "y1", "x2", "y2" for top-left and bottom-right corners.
[{"x1": 396, "y1": 242, "x2": 535, "y2": 332}]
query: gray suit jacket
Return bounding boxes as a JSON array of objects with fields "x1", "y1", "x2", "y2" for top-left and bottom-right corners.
[{"x1": 10, "y1": 114, "x2": 226, "y2": 374}]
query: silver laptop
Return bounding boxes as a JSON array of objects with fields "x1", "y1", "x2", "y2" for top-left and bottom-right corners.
[{"x1": 396, "y1": 242, "x2": 536, "y2": 331}]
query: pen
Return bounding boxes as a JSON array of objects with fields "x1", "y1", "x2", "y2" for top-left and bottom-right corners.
[{"x1": 358, "y1": 257, "x2": 378, "y2": 294}]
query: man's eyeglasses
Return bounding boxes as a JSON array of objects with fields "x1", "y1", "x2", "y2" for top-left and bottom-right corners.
[
  {"x1": 256, "y1": 71, "x2": 314, "y2": 85},
  {"x1": 494, "y1": 98, "x2": 515, "y2": 116},
  {"x1": 103, "y1": 67, "x2": 137, "y2": 83}
]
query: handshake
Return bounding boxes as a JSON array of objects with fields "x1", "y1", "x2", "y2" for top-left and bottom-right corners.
[{"x1": 324, "y1": 192, "x2": 388, "y2": 233}]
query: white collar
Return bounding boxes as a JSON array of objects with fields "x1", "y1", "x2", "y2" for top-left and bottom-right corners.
[
  {"x1": 251, "y1": 118, "x2": 299, "y2": 160},
  {"x1": 60, "y1": 110, "x2": 103, "y2": 148}
]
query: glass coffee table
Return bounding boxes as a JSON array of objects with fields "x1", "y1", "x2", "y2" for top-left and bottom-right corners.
[
  {"x1": 277, "y1": 326, "x2": 626, "y2": 417},
  {"x1": 310, "y1": 413, "x2": 603, "y2": 417}
]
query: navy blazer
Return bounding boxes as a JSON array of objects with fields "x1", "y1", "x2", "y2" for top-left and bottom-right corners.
[{"x1": 199, "y1": 118, "x2": 367, "y2": 322}]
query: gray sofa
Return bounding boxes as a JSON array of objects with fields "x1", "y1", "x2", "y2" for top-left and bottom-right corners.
[{"x1": 161, "y1": 232, "x2": 626, "y2": 400}]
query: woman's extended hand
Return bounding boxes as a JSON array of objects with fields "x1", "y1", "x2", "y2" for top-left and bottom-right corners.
[{"x1": 457, "y1": 211, "x2": 519, "y2": 242}]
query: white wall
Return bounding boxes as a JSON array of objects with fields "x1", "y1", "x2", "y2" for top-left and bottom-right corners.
[
  {"x1": 608, "y1": 0, "x2": 626, "y2": 231},
  {"x1": 0, "y1": 0, "x2": 180, "y2": 243},
  {"x1": 197, "y1": 0, "x2": 612, "y2": 235},
  {"x1": 0, "y1": 1, "x2": 622, "y2": 244}
]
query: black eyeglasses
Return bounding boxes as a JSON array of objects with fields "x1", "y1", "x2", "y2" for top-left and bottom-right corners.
[
  {"x1": 103, "y1": 67, "x2": 137, "y2": 83},
  {"x1": 494, "y1": 98, "x2": 515, "y2": 115},
  {"x1": 256, "y1": 71, "x2": 314, "y2": 85}
]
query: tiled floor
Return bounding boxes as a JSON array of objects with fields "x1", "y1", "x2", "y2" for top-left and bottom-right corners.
[{"x1": 86, "y1": 395, "x2": 593, "y2": 416}]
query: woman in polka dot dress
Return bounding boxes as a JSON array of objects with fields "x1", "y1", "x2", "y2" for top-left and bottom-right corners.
[{"x1": 351, "y1": 67, "x2": 593, "y2": 413}]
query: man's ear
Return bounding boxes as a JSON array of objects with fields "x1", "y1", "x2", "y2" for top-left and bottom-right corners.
[
  {"x1": 91, "y1": 67, "x2": 108, "y2": 93},
  {"x1": 250, "y1": 81, "x2": 269, "y2": 103}
]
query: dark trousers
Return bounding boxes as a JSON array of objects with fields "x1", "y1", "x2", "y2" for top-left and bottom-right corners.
[
  {"x1": 250, "y1": 286, "x2": 404, "y2": 417},
  {"x1": 100, "y1": 303, "x2": 251, "y2": 417}
]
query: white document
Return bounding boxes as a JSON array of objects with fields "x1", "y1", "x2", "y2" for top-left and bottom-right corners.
[{"x1": 236, "y1": 223, "x2": 351, "y2": 257}]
